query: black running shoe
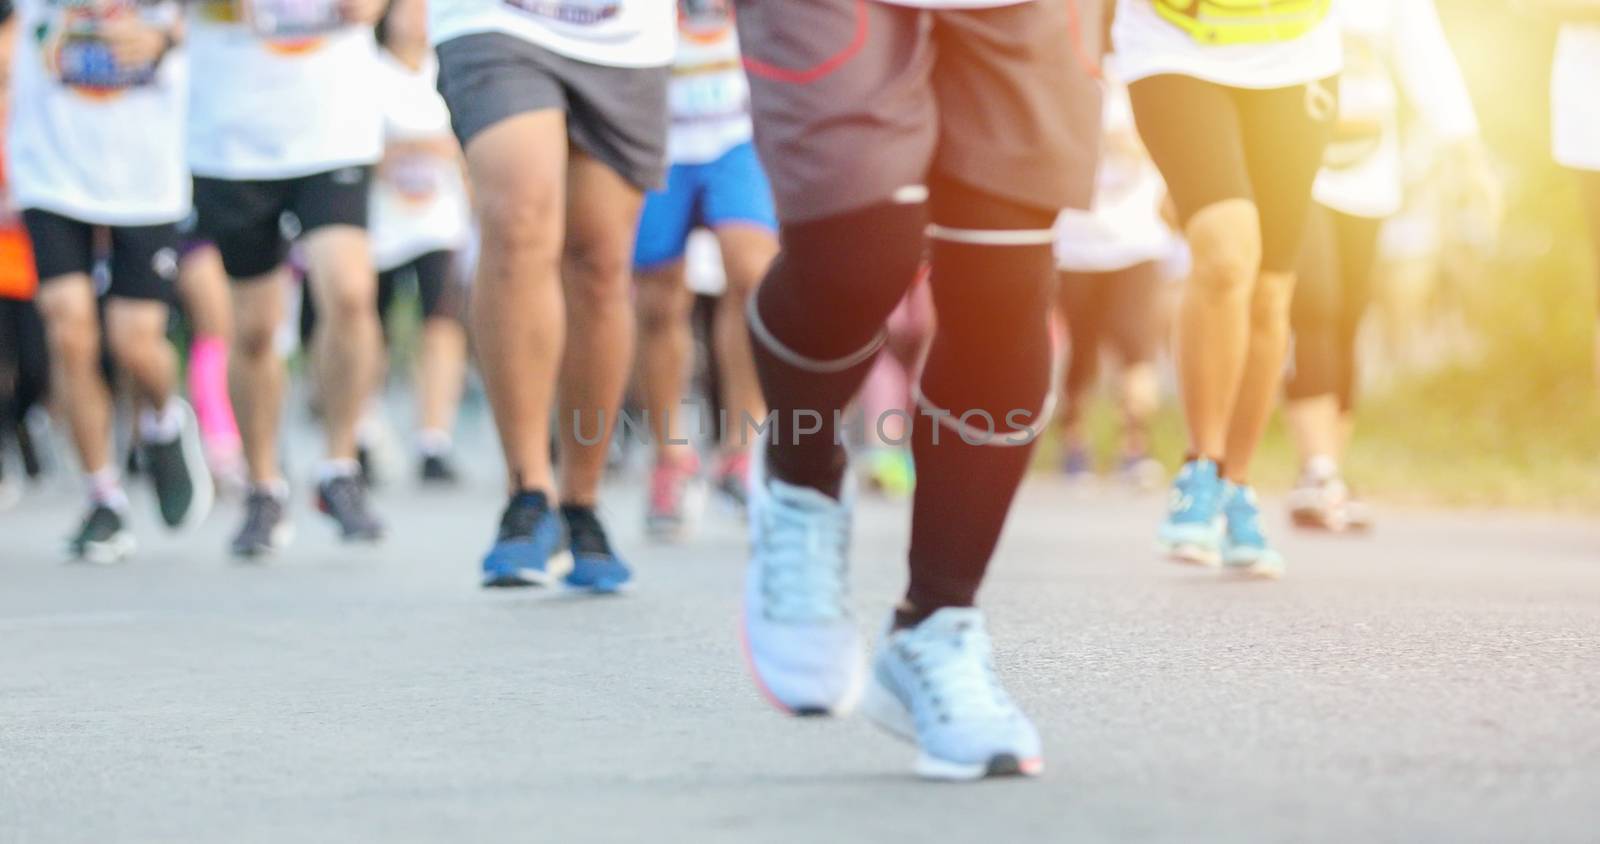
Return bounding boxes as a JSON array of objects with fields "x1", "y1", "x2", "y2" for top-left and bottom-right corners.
[
  {"x1": 419, "y1": 453, "x2": 460, "y2": 486},
  {"x1": 316, "y1": 475, "x2": 386, "y2": 542},
  {"x1": 232, "y1": 489, "x2": 292, "y2": 558},
  {"x1": 68, "y1": 503, "x2": 134, "y2": 564},
  {"x1": 141, "y1": 399, "x2": 215, "y2": 530}
]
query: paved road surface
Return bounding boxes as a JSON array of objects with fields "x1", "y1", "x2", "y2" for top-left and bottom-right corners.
[{"x1": 3, "y1": 432, "x2": 1599, "y2": 842}]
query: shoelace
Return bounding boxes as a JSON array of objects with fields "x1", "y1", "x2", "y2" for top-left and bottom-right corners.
[
  {"x1": 759, "y1": 491, "x2": 849, "y2": 623},
  {"x1": 1227, "y1": 491, "x2": 1267, "y2": 545},
  {"x1": 79, "y1": 505, "x2": 120, "y2": 541},
  {"x1": 241, "y1": 493, "x2": 281, "y2": 538},
  {"x1": 1174, "y1": 469, "x2": 1221, "y2": 521},
  {"x1": 498, "y1": 496, "x2": 544, "y2": 540},
  {"x1": 899, "y1": 622, "x2": 1013, "y2": 726},
  {"x1": 323, "y1": 478, "x2": 368, "y2": 524},
  {"x1": 564, "y1": 508, "x2": 614, "y2": 556}
]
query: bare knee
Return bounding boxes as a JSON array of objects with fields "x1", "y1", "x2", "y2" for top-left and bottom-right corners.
[
  {"x1": 103, "y1": 302, "x2": 168, "y2": 367},
  {"x1": 564, "y1": 231, "x2": 632, "y2": 311},
  {"x1": 477, "y1": 183, "x2": 562, "y2": 278},
  {"x1": 1185, "y1": 201, "x2": 1263, "y2": 304},
  {"x1": 635, "y1": 268, "x2": 689, "y2": 336},
  {"x1": 37, "y1": 286, "x2": 99, "y2": 368},
  {"x1": 233, "y1": 296, "x2": 281, "y2": 360}
]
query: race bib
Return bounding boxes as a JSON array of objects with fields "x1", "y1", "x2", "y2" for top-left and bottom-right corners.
[
  {"x1": 55, "y1": 27, "x2": 156, "y2": 89},
  {"x1": 387, "y1": 154, "x2": 443, "y2": 203},
  {"x1": 242, "y1": 0, "x2": 342, "y2": 38},
  {"x1": 500, "y1": 0, "x2": 621, "y2": 26},
  {"x1": 672, "y1": 61, "x2": 744, "y2": 122}
]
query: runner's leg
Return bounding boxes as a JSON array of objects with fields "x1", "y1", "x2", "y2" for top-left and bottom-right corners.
[
  {"x1": 411, "y1": 250, "x2": 467, "y2": 472},
  {"x1": 1286, "y1": 201, "x2": 1343, "y2": 471},
  {"x1": 465, "y1": 111, "x2": 568, "y2": 497},
  {"x1": 1222, "y1": 81, "x2": 1337, "y2": 483}
]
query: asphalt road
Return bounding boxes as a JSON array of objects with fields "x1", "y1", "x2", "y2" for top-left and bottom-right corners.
[{"x1": 3, "y1": 430, "x2": 1599, "y2": 843}]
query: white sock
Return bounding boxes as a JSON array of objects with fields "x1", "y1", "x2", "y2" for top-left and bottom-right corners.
[
  {"x1": 1304, "y1": 454, "x2": 1340, "y2": 482},
  {"x1": 415, "y1": 429, "x2": 452, "y2": 457},
  {"x1": 139, "y1": 400, "x2": 184, "y2": 444},
  {"x1": 318, "y1": 458, "x2": 361, "y2": 483},
  {"x1": 253, "y1": 478, "x2": 290, "y2": 501},
  {"x1": 86, "y1": 466, "x2": 129, "y2": 512}
]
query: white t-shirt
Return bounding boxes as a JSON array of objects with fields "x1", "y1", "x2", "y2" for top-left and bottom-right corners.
[
  {"x1": 1553, "y1": 24, "x2": 1600, "y2": 173},
  {"x1": 667, "y1": 2, "x2": 749, "y2": 165},
  {"x1": 6, "y1": 0, "x2": 190, "y2": 225},
  {"x1": 186, "y1": 0, "x2": 383, "y2": 180},
  {"x1": 1312, "y1": 0, "x2": 1477, "y2": 219},
  {"x1": 429, "y1": 0, "x2": 673, "y2": 68},
  {"x1": 1113, "y1": 0, "x2": 1343, "y2": 89},
  {"x1": 369, "y1": 52, "x2": 471, "y2": 270},
  {"x1": 1055, "y1": 71, "x2": 1174, "y2": 273}
]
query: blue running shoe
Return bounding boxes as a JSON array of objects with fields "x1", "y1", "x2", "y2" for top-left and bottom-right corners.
[
  {"x1": 1157, "y1": 458, "x2": 1224, "y2": 565},
  {"x1": 1221, "y1": 482, "x2": 1285, "y2": 579},
  {"x1": 741, "y1": 452, "x2": 864, "y2": 717},
  {"x1": 561, "y1": 505, "x2": 632, "y2": 594},
  {"x1": 863, "y1": 608, "x2": 1043, "y2": 781},
  {"x1": 482, "y1": 491, "x2": 568, "y2": 588}
]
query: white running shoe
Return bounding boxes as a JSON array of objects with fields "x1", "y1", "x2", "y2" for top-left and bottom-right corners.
[
  {"x1": 740, "y1": 452, "x2": 864, "y2": 717},
  {"x1": 864, "y1": 607, "x2": 1043, "y2": 781}
]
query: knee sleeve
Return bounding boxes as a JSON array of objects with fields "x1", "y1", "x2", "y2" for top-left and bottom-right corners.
[
  {"x1": 748, "y1": 199, "x2": 928, "y2": 369},
  {"x1": 917, "y1": 183, "x2": 1058, "y2": 442}
]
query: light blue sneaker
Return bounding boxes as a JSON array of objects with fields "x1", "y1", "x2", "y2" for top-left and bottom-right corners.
[
  {"x1": 482, "y1": 491, "x2": 569, "y2": 588},
  {"x1": 863, "y1": 607, "x2": 1043, "y2": 781},
  {"x1": 1221, "y1": 482, "x2": 1286, "y2": 579},
  {"x1": 740, "y1": 453, "x2": 864, "y2": 717},
  {"x1": 1157, "y1": 459, "x2": 1224, "y2": 565}
]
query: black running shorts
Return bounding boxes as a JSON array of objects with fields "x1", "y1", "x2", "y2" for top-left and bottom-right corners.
[{"x1": 192, "y1": 166, "x2": 373, "y2": 280}]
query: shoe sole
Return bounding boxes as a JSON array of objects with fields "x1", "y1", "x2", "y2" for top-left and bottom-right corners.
[
  {"x1": 70, "y1": 531, "x2": 137, "y2": 565},
  {"x1": 862, "y1": 676, "x2": 1043, "y2": 782},
  {"x1": 314, "y1": 499, "x2": 386, "y2": 544},
  {"x1": 737, "y1": 602, "x2": 864, "y2": 719},
  {"x1": 232, "y1": 522, "x2": 296, "y2": 560},
  {"x1": 1156, "y1": 539, "x2": 1221, "y2": 567},
  {"x1": 482, "y1": 549, "x2": 571, "y2": 589},
  {"x1": 1223, "y1": 558, "x2": 1285, "y2": 580}
]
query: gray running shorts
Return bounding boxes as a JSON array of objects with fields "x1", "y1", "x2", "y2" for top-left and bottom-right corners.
[
  {"x1": 435, "y1": 32, "x2": 670, "y2": 192},
  {"x1": 735, "y1": 0, "x2": 1103, "y2": 223}
]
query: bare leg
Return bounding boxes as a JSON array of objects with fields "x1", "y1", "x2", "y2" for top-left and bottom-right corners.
[
  {"x1": 1221, "y1": 270, "x2": 1296, "y2": 482},
  {"x1": 634, "y1": 260, "x2": 694, "y2": 462},
  {"x1": 466, "y1": 111, "x2": 568, "y2": 496},
  {"x1": 230, "y1": 270, "x2": 289, "y2": 485},
  {"x1": 416, "y1": 316, "x2": 467, "y2": 437},
  {"x1": 36, "y1": 275, "x2": 112, "y2": 474},
  {"x1": 177, "y1": 245, "x2": 233, "y2": 341},
  {"x1": 711, "y1": 224, "x2": 775, "y2": 455},
  {"x1": 301, "y1": 225, "x2": 384, "y2": 463},
  {"x1": 557, "y1": 150, "x2": 643, "y2": 507},
  {"x1": 1174, "y1": 199, "x2": 1262, "y2": 462},
  {"x1": 1286, "y1": 393, "x2": 1341, "y2": 470},
  {"x1": 103, "y1": 298, "x2": 177, "y2": 408},
  {"x1": 1119, "y1": 360, "x2": 1159, "y2": 457}
]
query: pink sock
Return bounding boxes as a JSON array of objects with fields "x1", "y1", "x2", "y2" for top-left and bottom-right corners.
[{"x1": 188, "y1": 336, "x2": 240, "y2": 448}]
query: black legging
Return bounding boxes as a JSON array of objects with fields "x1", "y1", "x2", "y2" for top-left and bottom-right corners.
[{"x1": 1286, "y1": 202, "x2": 1383, "y2": 412}]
